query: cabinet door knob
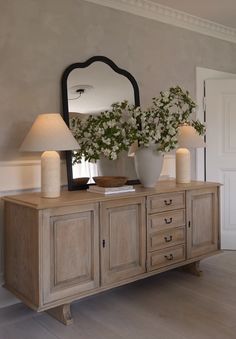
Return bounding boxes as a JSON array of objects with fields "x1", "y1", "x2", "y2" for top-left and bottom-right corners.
[
  {"x1": 164, "y1": 235, "x2": 173, "y2": 243},
  {"x1": 102, "y1": 239, "x2": 106, "y2": 248},
  {"x1": 164, "y1": 217, "x2": 173, "y2": 224},
  {"x1": 164, "y1": 199, "x2": 172, "y2": 206},
  {"x1": 164, "y1": 254, "x2": 174, "y2": 261}
]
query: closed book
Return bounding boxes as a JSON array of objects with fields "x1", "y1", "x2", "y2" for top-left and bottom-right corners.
[
  {"x1": 87, "y1": 187, "x2": 135, "y2": 195},
  {"x1": 88, "y1": 185, "x2": 134, "y2": 193}
]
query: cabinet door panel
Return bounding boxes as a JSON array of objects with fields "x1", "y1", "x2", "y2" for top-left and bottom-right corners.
[
  {"x1": 101, "y1": 197, "x2": 146, "y2": 285},
  {"x1": 52, "y1": 213, "x2": 92, "y2": 285},
  {"x1": 186, "y1": 188, "x2": 219, "y2": 259},
  {"x1": 42, "y1": 203, "x2": 99, "y2": 304}
]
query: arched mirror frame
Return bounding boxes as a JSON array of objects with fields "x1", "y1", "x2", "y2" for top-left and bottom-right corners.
[{"x1": 61, "y1": 55, "x2": 140, "y2": 191}]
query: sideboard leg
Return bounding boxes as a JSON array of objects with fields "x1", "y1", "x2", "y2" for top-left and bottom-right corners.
[
  {"x1": 181, "y1": 260, "x2": 202, "y2": 276},
  {"x1": 46, "y1": 303, "x2": 73, "y2": 325}
]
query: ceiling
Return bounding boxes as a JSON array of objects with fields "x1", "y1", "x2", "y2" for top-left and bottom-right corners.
[{"x1": 152, "y1": 0, "x2": 236, "y2": 28}]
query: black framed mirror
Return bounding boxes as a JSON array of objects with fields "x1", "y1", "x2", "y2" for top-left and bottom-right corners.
[{"x1": 61, "y1": 56, "x2": 140, "y2": 190}]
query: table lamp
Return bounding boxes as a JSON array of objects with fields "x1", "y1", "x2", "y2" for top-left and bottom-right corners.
[
  {"x1": 176, "y1": 125, "x2": 205, "y2": 184},
  {"x1": 20, "y1": 113, "x2": 79, "y2": 198}
]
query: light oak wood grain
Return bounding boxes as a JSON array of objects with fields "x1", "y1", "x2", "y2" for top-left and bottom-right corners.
[
  {"x1": 4, "y1": 202, "x2": 41, "y2": 307},
  {"x1": 46, "y1": 303, "x2": 73, "y2": 325},
  {"x1": 148, "y1": 226, "x2": 185, "y2": 251},
  {"x1": 3, "y1": 181, "x2": 221, "y2": 325},
  {"x1": 2, "y1": 180, "x2": 220, "y2": 210},
  {"x1": 100, "y1": 197, "x2": 146, "y2": 285},
  {"x1": 42, "y1": 203, "x2": 99, "y2": 304},
  {"x1": 147, "y1": 245, "x2": 185, "y2": 271},
  {"x1": 148, "y1": 208, "x2": 185, "y2": 232},
  {"x1": 147, "y1": 191, "x2": 185, "y2": 213},
  {"x1": 186, "y1": 187, "x2": 219, "y2": 259}
]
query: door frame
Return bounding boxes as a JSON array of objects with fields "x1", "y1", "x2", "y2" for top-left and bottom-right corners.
[{"x1": 196, "y1": 67, "x2": 236, "y2": 180}]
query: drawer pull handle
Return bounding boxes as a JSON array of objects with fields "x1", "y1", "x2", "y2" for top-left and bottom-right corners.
[
  {"x1": 164, "y1": 199, "x2": 172, "y2": 206},
  {"x1": 164, "y1": 254, "x2": 174, "y2": 261},
  {"x1": 164, "y1": 235, "x2": 173, "y2": 243},
  {"x1": 164, "y1": 217, "x2": 173, "y2": 224}
]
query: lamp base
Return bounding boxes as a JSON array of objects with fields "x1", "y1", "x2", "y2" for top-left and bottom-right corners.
[
  {"x1": 41, "y1": 151, "x2": 61, "y2": 198},
  {"x1": 176, "y1": 148, "x2": 191, "y2": 184}
]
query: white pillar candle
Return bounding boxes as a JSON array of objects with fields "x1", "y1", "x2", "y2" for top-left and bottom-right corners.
[
  {"x1": 176, "y1": 148, "x2": 191, "y2": 184},
  {"x1": 41, "y1": 151, "x2": 61, "y2": 198}
]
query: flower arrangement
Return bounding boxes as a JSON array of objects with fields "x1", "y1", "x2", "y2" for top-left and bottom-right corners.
[
  {"x1": 126, "y1": 85, "x2": 205, "y2": 153},
  {"x1": 70, "y1": 86, "x2": 205, "y2": 163},
  {"x1": 70, "y1": 102, "x2": 130, "y2": 163}
]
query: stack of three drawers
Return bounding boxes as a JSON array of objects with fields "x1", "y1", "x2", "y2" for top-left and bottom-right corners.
[{"x1": 147, "y1": 191, "x2": 186, "y2": 271}]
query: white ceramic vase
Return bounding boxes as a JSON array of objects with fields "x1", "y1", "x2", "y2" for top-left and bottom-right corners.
[{"x1": 134, "y1": 146, "x2": 164, "y2": 187}]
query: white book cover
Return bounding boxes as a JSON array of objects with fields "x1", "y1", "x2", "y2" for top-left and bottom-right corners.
[
  {"x1": 88, "y1": 185, "x2": 134, "y2": 193},
  {"x1": 87, "y1": 188, "x2": 135, "y2": 195}
]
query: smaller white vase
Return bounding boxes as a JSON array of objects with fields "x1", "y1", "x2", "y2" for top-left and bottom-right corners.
[{"x1": 134, "y1": 146, "x2": 164, "y2": 188}]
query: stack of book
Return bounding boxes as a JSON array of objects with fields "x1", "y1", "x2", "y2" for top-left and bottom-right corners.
[{"x1": 87, "y1": 185, "x2": 135, "y2": 195}]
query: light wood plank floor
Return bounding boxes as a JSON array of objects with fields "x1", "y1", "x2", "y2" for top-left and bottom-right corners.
[{"x1": 0, "y1": 251, "x2": 236, "y2": 339}]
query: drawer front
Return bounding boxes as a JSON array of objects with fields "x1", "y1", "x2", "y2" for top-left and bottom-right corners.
[
  {"x1": 148, "y1": 209, "x2": 185, "y2": 232},
  {"x1": 147, "y1": 192, "x2": 185, "y2": 213},
  {"x1": 147, "y1": 245, "x2": 185, "y2": 271},
  {"x1": 148, "y1": 226, "x2": 185, "y2": 251}
]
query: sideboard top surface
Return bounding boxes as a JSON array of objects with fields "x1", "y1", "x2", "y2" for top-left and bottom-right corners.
[{"x1": 2, "y1": 180, "x2": 221, "y2": 210}]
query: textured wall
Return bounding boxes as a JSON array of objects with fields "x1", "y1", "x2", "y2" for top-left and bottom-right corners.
[
  {"x1": 1, "y1": 0, "x2": 236, "y2": 161},
  {"x1": 1, "y1": 0, "x2": 236, "y2": 305}
]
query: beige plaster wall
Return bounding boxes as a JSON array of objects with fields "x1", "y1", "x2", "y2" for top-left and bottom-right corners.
[
  {"x1": 1, "y1": 0, "x2": 236, "y2": 305},
  {"x1": 1, "y1": 0, "x2": 236, "y2": 161}
]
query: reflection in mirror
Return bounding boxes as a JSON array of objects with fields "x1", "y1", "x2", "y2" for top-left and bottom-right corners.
[{"x1": 62, "y1": 56, "x2": 140, "y2": 190}]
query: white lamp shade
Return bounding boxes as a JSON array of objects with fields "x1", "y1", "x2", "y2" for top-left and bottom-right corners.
[
  {"x1": 20, "y1": 113, "x2": 79, "y2": 152},
  {"x1": 177, "y1": 125, "x2": 206, "y2": 149}
]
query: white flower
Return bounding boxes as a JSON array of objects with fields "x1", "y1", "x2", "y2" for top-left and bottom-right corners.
[
  {"x1": 110, "y1": 152, "x2": 117, "y2": 160},
  {"x1": 87, "y1": 148, "x2": 94, "y2": 155},
  {"x1": 103, "y1": 149, "x2": 110, "y2": 157},
  {"x1": 107, "y1": 120, "x2": 116, "y2": 128}
]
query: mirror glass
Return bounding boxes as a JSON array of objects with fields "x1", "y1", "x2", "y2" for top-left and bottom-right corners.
[{"x1": 62, "y1": 56, "x2": 140, "y2": 190}]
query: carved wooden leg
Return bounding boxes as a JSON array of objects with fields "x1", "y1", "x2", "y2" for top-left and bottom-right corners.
[
  {"x1": 181, "y1": 260, "x2": 202, "y2": 276},
  {"x1": 46, "y1": 303, "x2": 73, "y2": 325}
]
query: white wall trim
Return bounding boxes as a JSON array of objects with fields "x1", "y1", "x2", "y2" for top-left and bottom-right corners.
[
  {"x1": 85, "y1": 0, "x2": 236, "y2": 44},
  {"x1": 0, "y1": 159, "x2": 67, "y2": 192},
  {"x1": 0, "y1": 160, "x2": 41, "y2": 167}
]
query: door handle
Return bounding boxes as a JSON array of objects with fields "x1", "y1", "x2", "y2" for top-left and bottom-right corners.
[
  {"x1": 164, "y1": 199, "x2": 172, "y2": 206},
  {"x1": 164, "y1": 254, "x2": 174, "y2": 261},
  {"x1": 164, "y1": 235, "x2": 173, "y2": 243},
  {"x1": 164, "y1": 217, "x2": 173, "y2": 224}
]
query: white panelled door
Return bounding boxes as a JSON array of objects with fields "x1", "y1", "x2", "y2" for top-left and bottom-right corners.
[{"x1": 205, "y1": 79, "x2": 236, "y2": 249}]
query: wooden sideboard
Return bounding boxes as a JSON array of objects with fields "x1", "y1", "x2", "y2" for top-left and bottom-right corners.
[{"x1": 3, "y1": 180, "x2": 220, "y2": 325}]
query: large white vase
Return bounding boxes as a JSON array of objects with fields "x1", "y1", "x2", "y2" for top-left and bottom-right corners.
[{"x1": 134, "y1": 146, "x2": 164, "y2": 187}]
